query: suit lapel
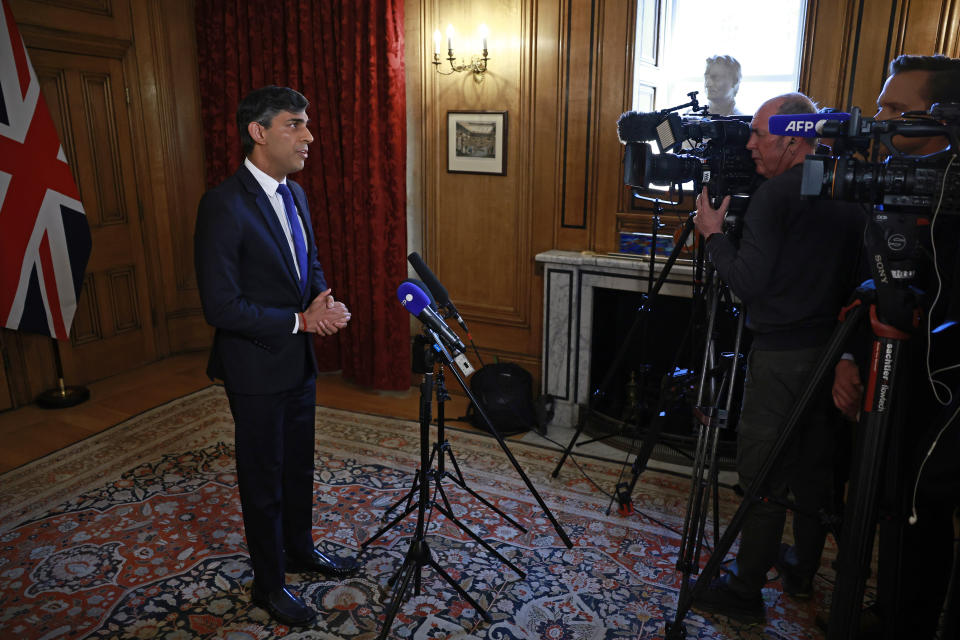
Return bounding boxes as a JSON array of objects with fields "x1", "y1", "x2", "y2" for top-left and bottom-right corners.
[{"x1": 236, "y1": 166, "x2": 302, "y2": 294}]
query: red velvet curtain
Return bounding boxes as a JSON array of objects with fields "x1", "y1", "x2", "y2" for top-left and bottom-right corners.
[{"x1": 195, "y1": 0, "x2": 409, "y2": 390}]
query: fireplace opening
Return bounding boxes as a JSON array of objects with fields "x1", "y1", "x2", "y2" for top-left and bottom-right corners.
[{"x1": 585, "y1": 287, "x2": 749, "y2": 468}]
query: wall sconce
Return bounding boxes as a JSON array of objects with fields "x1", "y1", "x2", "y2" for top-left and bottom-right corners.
[{"x1": 433, "y1": 24, "x2": 489, "y2": 82}]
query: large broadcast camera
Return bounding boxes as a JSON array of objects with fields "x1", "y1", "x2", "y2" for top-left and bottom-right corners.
[
  {"x1": 617, "y1": 92, "x2": 762, "y2": 207},
  {"x1": 794, "y1": 103, "x2": 960, "y2": 332},
  {"x1": 799, "y1": 102, "x2": 960, "y2": 214}
]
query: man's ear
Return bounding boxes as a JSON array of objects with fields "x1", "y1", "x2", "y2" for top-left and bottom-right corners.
[{"x1": 248, "y1": 121, "x2": 265, "y2": 144}]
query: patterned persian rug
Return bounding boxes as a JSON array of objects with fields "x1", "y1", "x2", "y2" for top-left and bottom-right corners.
[{"x1": 0, "y1": 386, "x2": 832, "y2": 639}]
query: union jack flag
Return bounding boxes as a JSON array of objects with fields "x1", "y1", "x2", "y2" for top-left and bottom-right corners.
[{"x1": 0, "y1": 0, "x2": 90, "y2": 341}]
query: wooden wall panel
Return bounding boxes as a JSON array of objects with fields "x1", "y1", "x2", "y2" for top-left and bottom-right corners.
[
  {"x1": 802, "y1": 0, "x2": 960, "y2": 117},
  {"x1": 406, "y1": 0, "x2": 960, "y2": 389},
  {"x1": 128, "y1": 0, "x2": 208, "y2": 354},
  {"x1": 415, "y1": 0, "x2": 541, "y2": 372},
  {"x1": 1, "y1": 0, "x2": 206, "y2": 408}
]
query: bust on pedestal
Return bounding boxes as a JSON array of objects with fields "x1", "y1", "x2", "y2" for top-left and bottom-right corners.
[{"x1": 704, "y1": 55, "x2": 743, "y2": 116}]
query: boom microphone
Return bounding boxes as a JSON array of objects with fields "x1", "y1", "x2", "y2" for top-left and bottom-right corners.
[
  {"x1": 397, "y1": 279, "x2": 475, "y2": 377},
  {"x1": 768, "y1": 112, "x2": 850, "y2": 137},
  {"x1": 407, "y1": 252, "x2": 469, "y2": 332},
  {"x1": 617, "y1": 110, "x2": 662, "y2": 143}
]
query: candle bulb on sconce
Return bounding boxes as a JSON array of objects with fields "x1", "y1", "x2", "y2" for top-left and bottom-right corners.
[
  {"x1": 478, "y1": 23, "x2": 488, "y2": 55},
  {"x1": 432, "y1": 22, "x2": 490, "y2": 82}
]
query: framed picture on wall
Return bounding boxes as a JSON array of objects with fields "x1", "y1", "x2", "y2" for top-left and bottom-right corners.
[{"x1": 447, "y1": 111, "x2": 507, "y2": 175}]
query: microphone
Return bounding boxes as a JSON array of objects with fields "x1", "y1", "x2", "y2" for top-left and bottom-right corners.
[
  {"x1": 616, "y1": 110, "x2": 661, "y2": 143},
  {"x1": 767, "y1": 112, "x2": 850, "y2": 137},
  {"x1": 397, "y1": 279, "x2": 475, "y2": 376},
  {"x1": 407, "y1": 252, "x2": 469, "y2": 333}
]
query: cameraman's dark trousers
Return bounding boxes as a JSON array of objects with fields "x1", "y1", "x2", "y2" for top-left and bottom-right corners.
[{"x1": 726, "y1": 344, "x2": 838, "y2": 599}]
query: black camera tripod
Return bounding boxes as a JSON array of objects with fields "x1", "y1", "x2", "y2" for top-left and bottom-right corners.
[
  {"x1": 665, "y1": 206, "x2": 941, "y2": 639},
  {"x1": 361, "y1": 329, "x2": 571, "y2": 638},
  {"x1": 672, "y1": 258, "x2": 746, "y2": 587},
  {"x1": 551, "y1": 207, "x2": 704, "y2": 506}
]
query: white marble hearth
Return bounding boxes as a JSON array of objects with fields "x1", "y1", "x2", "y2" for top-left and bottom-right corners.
[{"x1": 536, "y1": 250, "x2": 696, "y2": 429}]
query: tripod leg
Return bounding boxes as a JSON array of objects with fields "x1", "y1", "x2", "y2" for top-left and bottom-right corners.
[
  {"x1": 379, "y1": 475, "x2": 420, "y2": 523},
  {"x1": 552, "y1": 408, "x2": 589, "y2": 477},
  {"x1": 432, "y1": 496, "x2": 526, "y2": 577},
  {"x1": 362, "y1": 500, "x2": 420, "y2": 549},
  {"x1": 427, "y1": 557, "x2": 493, "y2": 622},
  {"x1": 827, "y1": 330, "x2": 909, "y2": 640},
  {"x1": 666, "y1": 303, "x2": 867, "y2": 638},
  {"x1": 443, "y1": 360, "x2": 573, "y2": 548},
  {"x1": 439, "y1": 449, "x2": 527, "y2": 532},
  {"x1": 378, "y1": 555, "x2": 417, "y2": 640}
]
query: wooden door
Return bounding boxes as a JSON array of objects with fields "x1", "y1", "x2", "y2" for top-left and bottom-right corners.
[{"x1": 30, "y1": 50, "x2": 157, "y2": 383}]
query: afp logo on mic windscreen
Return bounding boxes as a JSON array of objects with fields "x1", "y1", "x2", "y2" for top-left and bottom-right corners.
[{"x1": 782, "y1": 119, "x2": 819, "y2": 133}]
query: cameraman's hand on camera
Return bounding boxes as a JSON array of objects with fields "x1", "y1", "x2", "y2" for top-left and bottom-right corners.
[
  {"x1": 693, "y1": 187, "x2": 731, "y2": 238},
  {"x1": 833, "y1": 358, "x2": 863, "y2": 421}
]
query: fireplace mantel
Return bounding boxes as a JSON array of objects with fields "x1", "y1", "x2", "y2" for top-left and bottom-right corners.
[{"x1": 536, "y1": 250, "x2": 696, "y2": 428}]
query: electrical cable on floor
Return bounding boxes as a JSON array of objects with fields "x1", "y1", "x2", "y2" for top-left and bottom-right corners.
[{"x1": 531, "y1": 430, "x2": 687, "y2": 539}]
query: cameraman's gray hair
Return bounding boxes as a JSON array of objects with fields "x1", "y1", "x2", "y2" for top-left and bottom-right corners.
[
  {"x1": 705, "y1": 55, "x2": 742, "y2": 86},
  {"x1": 775, "y1": 92, "x2": 818, "y2": 116},
  {"x1": 775, "y1": 92, "x2": 819, "y2": 147}
]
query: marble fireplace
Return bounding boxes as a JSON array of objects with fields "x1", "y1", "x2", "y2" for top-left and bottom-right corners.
[{"x1": 536, "y1": 250, "x2": 697, "y2": 429}]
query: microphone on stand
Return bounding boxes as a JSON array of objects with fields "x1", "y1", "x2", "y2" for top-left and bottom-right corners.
[
  {"x1": 407, "y1": 252, "x2": 468, "y2": 332},
  {"x1": 407, "y1": 251, "x2": 484, "y2": 367},
  {"x1": 397, "y1": 279, "x2": 475, "y2": 377}
]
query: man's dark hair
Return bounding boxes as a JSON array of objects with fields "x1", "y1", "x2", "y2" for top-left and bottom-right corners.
[
  {"x1": 889, "y1": 54, "x2": 960, "y2": 106},
  {"x1": 236, "y1": 86, "x2": 309, "y2": 156}
]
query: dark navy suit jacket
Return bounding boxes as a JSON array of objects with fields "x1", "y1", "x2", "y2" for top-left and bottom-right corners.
[{"x1": 194, "y1": 165, "x2": 327, "y2": 394}]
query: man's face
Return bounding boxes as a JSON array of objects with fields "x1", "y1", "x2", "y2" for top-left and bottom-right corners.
[
  {"x1": 875, "y1": 70, "x2": 943, "y2": 155},
  {"x1": 250, "y1": 110, "x2": 314, "y2": 180},
  {"x1": 746, "y1": 100, "x2": 793, "y2": 178},
  {"x1": 705, "y1": 64, "x2": 737, "y2": 103}
]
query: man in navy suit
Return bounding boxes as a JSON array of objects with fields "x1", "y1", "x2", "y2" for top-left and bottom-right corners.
[{"x1": 194, "y1": 85, "x2": 359, "y2": 627}]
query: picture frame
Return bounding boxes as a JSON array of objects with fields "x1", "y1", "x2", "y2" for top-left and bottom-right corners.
[{"x1": 447, "y1": 111, "x2": 507, "y2": 175}]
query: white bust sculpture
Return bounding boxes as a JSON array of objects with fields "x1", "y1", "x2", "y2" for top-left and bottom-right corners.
[{"x1": 704, "y1": 55, "x2": 743, "y2": 116}]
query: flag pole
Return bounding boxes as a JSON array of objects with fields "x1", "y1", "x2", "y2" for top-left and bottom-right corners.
[{"x1": 36, "y1": 339, "x2": 89, "y2": 408}]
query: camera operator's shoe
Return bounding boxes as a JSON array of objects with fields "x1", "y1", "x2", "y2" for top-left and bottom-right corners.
[
  {"x1": 776, "y1": 543, "x2": 813, "y2": 600},
  {"x1": 690, "y1": 574, "x2": 766, "y2": 625}
]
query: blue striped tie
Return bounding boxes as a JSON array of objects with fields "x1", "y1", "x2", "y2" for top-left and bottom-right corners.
[{"x1": 276, "y1": 183, "x2": 307, "y2": 295}]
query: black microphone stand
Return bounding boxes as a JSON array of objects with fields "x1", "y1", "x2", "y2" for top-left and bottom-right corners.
[
  {"x1": 360, "y1": 327, "x2": 572, "y2": 638},
  {"x1": 360, "y1": 331, "x2": 520, "y2": 639}
]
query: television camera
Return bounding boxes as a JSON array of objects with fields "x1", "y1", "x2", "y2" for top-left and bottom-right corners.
[
  {"x1": 800, "y1": 102, "x2": 960, "y2": 214},
  {"x1": 617, "y1": 92, "x2": 762, "y2": 208},
  {"x1": 799, "y1": 103, "x2": 960, "y2": 333}
]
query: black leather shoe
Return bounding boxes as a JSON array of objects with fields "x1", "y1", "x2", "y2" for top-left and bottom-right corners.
[
  {"x1": 285, "y1": 549, "x2": 360, "y2": 578},
  {"x1": 251, "y1": 585, "x2": 317, "y2": 627}
]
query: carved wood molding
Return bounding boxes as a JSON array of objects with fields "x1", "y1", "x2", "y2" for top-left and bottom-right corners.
[
  {"x1": 937, "y1": 0, "x2": 960, "y2": 56},
  {"x1": 18, "y1": 23, "x2": 129, "y2": 58}
]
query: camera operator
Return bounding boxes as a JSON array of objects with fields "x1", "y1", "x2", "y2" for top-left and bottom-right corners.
[
  {"x1": 831, "y1": 53, "x2": 960, "y2": 640},
  {"x1": 689, "y1": 92, "x2": 865, "y2": 623}
]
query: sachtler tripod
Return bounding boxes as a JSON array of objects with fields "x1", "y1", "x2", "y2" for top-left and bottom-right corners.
[
  {"x1": 361, "y1": 328, "x2": 572, "y2": 638},
  {"x1": 665, "y1": 205, "x2": 938, "y2": 640}
]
